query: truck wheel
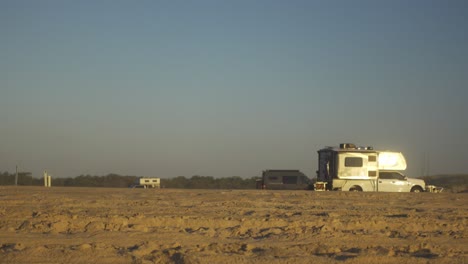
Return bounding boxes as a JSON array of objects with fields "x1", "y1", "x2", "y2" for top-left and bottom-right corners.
[
  {"x1": 349, "y1": 186, "x2": 363, "y2": 192},
  {"x1": 411, "y1": 186, "x2": 423, "y2": 193}
]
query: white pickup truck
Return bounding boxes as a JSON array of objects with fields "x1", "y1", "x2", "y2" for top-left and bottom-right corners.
[{"x1": 377, "y1": 171, "x2": 425, "y2": 192}]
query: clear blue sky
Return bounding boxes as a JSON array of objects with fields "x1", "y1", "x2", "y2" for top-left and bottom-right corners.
[{"x1": 1, "y1": 0, "x2": 467, "y2": 179}]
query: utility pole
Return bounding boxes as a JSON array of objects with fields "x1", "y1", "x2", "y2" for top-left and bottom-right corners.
[{"x1": 426, "y1": 154, "x2": 430, "y2": 177}]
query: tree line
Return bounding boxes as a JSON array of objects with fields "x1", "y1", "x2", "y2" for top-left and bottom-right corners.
[
  {"x1": 0, "y1": 172, "x2": 259, "y2": 189},
  {"x1": 2, "y1": 171, "x2": 466, "y2": 192},
  {"x1": 163, "y1": 175, "x2": 257, "y2": 189}
]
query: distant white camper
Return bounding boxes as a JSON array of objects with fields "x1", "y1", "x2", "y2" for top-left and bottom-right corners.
[
  {"x1": 132, "y1": 177, "x2": 161, "y2": 189},
  {"x1": 315, "y1": 143, "x2": 430, "y2": 192}
]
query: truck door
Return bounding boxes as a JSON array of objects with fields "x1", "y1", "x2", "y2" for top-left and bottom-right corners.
[{"x1": 378, "y1": 171, "x2": 410, "y2": 192}]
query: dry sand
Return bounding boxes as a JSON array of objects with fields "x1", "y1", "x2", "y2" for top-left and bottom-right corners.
[{"x1": 0, "y1": 186, "x2": 466, "y2": 264}]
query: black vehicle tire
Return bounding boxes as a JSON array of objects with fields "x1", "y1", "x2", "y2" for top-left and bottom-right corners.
[
  {"x1": 411, "y1": 186, "x2": 424, "y2": 193},
  {"x1": 349, "y1": 186, "x2": 363, "y2": 192}
]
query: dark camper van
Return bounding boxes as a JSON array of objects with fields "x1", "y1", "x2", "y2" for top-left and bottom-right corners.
[{"x1": 256, "y1": 170, "x2": 312, "y2": 190}]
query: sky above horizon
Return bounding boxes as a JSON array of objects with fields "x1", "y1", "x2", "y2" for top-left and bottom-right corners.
[{"x1": 2, "y1": 0, "x2": 467, "y2": 179}]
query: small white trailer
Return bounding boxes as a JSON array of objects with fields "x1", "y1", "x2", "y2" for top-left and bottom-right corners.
[
  {"x1": 132, "y1": 177, "x2": 161, "y2": 189},
  {"x1": 314, "y1": 143, "x2": 438, "y2": 192}
]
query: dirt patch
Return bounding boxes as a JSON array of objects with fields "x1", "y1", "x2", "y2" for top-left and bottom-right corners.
[{"x1": 0, "y1": 186, "x2": 466, "y2": 263}]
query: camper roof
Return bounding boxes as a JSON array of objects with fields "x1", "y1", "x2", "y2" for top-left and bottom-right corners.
[
  {"x1": 318, "y1": 147, "x2": 377, "y2": 153},
  {"x1": 263, "y1": 169, "x2": 301, "y2": 172}
]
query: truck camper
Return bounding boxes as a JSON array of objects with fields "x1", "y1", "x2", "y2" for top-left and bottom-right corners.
[{"x1": 315, "y1": 143, "x2": 430, "y2": 192}]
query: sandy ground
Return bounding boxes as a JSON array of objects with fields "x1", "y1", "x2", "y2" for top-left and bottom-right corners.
[{"x1": 0, "y1": 187, "x2": 466, "y2": 264}]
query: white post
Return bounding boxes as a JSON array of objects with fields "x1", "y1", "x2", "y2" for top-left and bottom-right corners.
[
  {"x1": 47, "y1": 175, "x2": 51, "y2": 187},
  {"x1": 44, "y1": 171, "x2": 48, "y2": 187}
]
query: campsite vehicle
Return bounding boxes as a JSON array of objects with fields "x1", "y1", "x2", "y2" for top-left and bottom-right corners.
[
  {"x1": 131, "y1": 177, "x2": 161, "y2": 189},
  {"x1": 314, "y1": 143, "x2": 432, "y2": 192},
  {"x1": 378, "y1": 171, "x2": 426, "y2": 192},
  {"x1": 256, "y1": 170, "x2": 312, "y2": 190}
]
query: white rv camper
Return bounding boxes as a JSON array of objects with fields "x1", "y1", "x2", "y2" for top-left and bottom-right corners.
[
  {"x1": 315, "y1": 143, "x2": 429, "y2": 192},
  {"x1": 132, "y1": 177, "x2": 161, "y2": 189}
]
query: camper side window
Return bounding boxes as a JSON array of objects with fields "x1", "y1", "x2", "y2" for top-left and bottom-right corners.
[
  {"x1": 282, "y1": 176, "x2": 298, "y2": 184},
  {"x1": 345, "y1": 157, "x2": 363, "y2": 167}
]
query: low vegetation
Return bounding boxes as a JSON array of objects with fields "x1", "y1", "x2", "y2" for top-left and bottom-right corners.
[
  {"x1": 1, "y1": 171, "x2": 466, "y2": 192},
  {"x1": 420, "y1": 174, "x2": 468, "y2": 193},
  {"x1": 0, "y1": 172, "x2": 259, "y2": 189}
]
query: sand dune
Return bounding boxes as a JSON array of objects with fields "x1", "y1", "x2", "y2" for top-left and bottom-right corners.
[{"x1": 0, "y1": 186, "x2": 466, "y2": 263}]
